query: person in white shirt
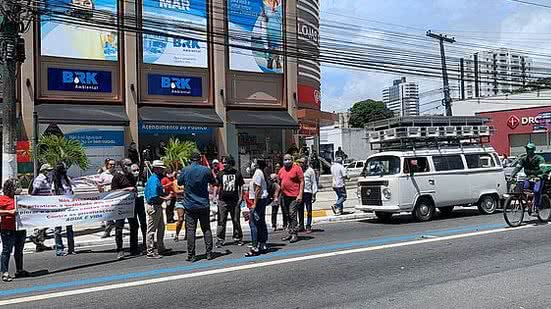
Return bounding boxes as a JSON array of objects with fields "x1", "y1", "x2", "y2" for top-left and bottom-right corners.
[
  {"x1": 98, "y1": 159, "x2": 116, "y2": 238},
  {"x1": 298, "y1": 158, "x2": 318, "y2": 233},
  {"x1": 246, "y1": 160, "x2": 269, "y2": 257},
  {"x1": 330, "y1": 157, "x2": 348, "y2": 215}
]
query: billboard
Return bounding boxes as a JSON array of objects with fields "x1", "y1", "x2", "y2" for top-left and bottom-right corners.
[
  {"x1": 142, "y1": 0, "x2": 208, "y2": 67},
  {"x1": 147, "y1": 74, "x2": 202, "y2": 96},
  {"x1": 47, "y1": 68, "x2": 113, "y2": 92},
  {"x1": 228, "y1": 0, "x2": 284, "y2": 74},
  {"x1": 40, "y1": 0, "x2": 118, "y2": 61}
]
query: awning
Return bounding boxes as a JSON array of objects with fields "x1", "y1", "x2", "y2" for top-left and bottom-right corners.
[
  {"x1": 139, "y1": 106, "x2": 223, "y2": 127},
  {"x1": 36, "y1": 104, "x2": 129, "y2": 126},
  {"x1": 227, "y1": 110, "x2": 299, "y2": 129}
]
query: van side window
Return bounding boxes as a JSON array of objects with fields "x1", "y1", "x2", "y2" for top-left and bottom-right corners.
[
  {"x1": 465, "y1": 154, "x2": 496, "y2": 169},
  {"x1": 432, "y1": 155, "x2": 464, "y2": 171},
  {"x1": 357, "y1": 161, "x2": 364, "y2": 168},
  {"x1": 403, "y1": 157, "x2": 430, "y2": 174}
]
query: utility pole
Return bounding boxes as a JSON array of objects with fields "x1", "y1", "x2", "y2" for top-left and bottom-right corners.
[
  {"x1": 426, "y1": 30, "x2": 455, "y2": 116},
  {"x1": 0, "y1": 0, "x2": 27, "y2": 183}
]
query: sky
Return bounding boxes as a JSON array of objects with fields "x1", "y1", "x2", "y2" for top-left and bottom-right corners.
[{"x1": 319, "y1": 0, "x2": 551, "y2": 114}]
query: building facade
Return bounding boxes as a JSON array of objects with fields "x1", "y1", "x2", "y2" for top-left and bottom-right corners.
[
  {"x1": 464, "y1": 48, "x2": 532, "y2": 98},
  {"x1": 382, "y1": 77, "x2": 419, "y2": 116},
  {"x1": 15, "y1": 0, "x2": 323, "y2": 177}
]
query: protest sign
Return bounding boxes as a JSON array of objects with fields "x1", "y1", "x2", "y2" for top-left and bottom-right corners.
[{"x1": 16, "y1": 190, "x2": 135, "y2": 229}]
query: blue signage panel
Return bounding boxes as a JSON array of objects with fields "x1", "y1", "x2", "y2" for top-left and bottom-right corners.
[
  {"x1": 47, "y1": 68, "x2": 113, "y2": 92},
  {"x1": 147, "y1": 74, "x2": 202, "y2": 96}
]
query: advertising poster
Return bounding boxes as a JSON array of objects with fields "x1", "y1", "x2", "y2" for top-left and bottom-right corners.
[
  {"x1": 40, "y1": 124, "x2": 126, "y2": 177},
  {"x1": 142, "y1": 0, "x2": 208, "y2": 67},
  {"x1": 147, "y1": 74, "x2": 202, "y2": 96},
  {"x1": 228, "y1": 0, "x2": 284, "y2": 74},
  {"x1": 40, "y1": 0, "x2": 118, "y2": 61},
  {"x1": 16, "y1": 191, "x2": 135, "y2": 229},
  {"x1": 47, "y1": 68, "x2": 113, "y2": 93}
]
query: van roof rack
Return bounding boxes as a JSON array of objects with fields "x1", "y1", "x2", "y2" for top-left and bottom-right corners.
[{"x1": 367, "y1": 116, "x2": 493, "y2": 152}]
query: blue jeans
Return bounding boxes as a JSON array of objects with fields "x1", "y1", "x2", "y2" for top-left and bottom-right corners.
[
  {"x1": 249, "y1": 198, "x2": 268, "y2": 248},
  {"x1": 334, "y1": 187, "x2": 347, "y2": 211},
  {"x1": 54, "y1": 226, "x2": 74, "y2": 255},
  {"x1": 1, "y1": 230, "x2": 26, "y2": 273},
  {"x1": 525, "y1": 179, "x2": 544, "y2": 210},
  {"x1": 299, "y1": 193, "x2": 313, "y2": 229}
]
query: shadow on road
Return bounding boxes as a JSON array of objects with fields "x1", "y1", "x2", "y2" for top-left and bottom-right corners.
[{"x1": 358, "y1": 208, "x2": 492, "y2": 225}]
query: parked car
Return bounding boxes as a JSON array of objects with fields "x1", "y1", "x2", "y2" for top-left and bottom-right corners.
[
  {"x1": 346, "y1": 160, "x2": 365, "y2": 177},
  {"x1": 355, "y1": 146, "x2": 507, "y2": 222}
]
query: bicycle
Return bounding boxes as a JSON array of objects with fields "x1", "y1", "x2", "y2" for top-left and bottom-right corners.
[{"x1": 503, "y1": 177, "x2": 551, "y2": 227}]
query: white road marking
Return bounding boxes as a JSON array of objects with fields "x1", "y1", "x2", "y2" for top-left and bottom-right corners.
[{"x1": 0, "y1": 224, "x2": 534, "y2": 306}]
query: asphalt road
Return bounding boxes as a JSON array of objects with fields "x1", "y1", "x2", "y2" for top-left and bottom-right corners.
[{"x1": 2, "y1": 209, "x2": 551, "y2": 308}]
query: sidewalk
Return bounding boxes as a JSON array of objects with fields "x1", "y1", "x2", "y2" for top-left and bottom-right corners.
[{"x1": 25, "y1": 189, "x2": 372, "y2": 253}]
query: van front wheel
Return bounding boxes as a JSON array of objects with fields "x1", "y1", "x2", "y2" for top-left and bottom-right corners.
[
  {"x1": 413, "y1": 198, "x2": 435, "y2": 222},
  {"x1": 478, "y1": 195, "x2": 498, "y2": 214}
]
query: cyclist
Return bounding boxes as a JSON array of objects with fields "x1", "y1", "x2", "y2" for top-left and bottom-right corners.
[{"x1": 511, "y1": 143, "x2": 546, "y2": 209}]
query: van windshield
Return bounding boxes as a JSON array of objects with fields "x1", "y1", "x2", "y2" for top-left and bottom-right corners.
[{"x1": 364, "y1": 156, "x2": 401, "y2": 176}]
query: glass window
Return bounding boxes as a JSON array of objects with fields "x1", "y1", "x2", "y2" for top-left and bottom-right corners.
[
  {"x1": 432, "y1": 155, "x2": 464, "y2": 171},
  {"x1": 465, "y1": 154, "x2": 496, "y2": 169},
  {"x1": 364, "y1": 156, "x2": 401, "y2": 176},
  {"x1": 403, "y1": 157, "x2": 430, "y2": 174},
  {"x1": 357, "y1": 161, "x2": 364, "y2": 168},
  {"x1": 347, "y1": 163, "x2": 356, "y2": 169}
]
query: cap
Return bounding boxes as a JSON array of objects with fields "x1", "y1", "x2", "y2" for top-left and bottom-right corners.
[
  {"x1": 151, "y1": 160, "x2": 166, "y2": 169},
  {"x1": 191, "y1": 152, "x2": 201, "y2": 161},
  {"x1": 212, "y1": 159, "x2": 220, "y2": 164},
  {"x1": 40, "y1": 163, "x2": 53, "y2": 172},
  {"x1": 526, "y1": 143, "x2": 537, "y2": 150}
]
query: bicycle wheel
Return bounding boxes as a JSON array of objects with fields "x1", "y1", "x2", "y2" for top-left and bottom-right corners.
[
  {"x1": 503, "y1": 195, "x2": 525, "y2": 227},
  {"x1": 537, "y1": 194, "x2": 551, "y2": 223}
]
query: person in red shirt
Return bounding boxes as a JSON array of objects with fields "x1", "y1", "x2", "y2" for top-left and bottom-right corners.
[
  {"x1": 277, "y1": 154, "x2": 305, "y2": 243},
  {"x1": 0, "y1": 179, "x2": 29, "y2": 282},
  {"x1": 162, "y1": 169, "x2": 177, "y2": 224}
]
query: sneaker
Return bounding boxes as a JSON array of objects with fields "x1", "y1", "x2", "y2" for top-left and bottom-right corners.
[
  {"x1": 56, "y1": 252, "x2": 68, "y2": 257},
  {"x1": 281, "y1": 235, "x2": 292, "y2": 241},
  {"x1": 338, "y1": 209, "x2": 344, "y2": 216},
  {"x1": 206, "y1": 252, "x2": 214, "y2": 261},
  {"x1": 173, "y1": 236, "x2": 179, "y2": 242},
  {"x1": 67, "y1": 251, "x2": 78, "y2": 255},
  {"x1": 259, "y1": 243, "x2": 268, "y2": 252},
  {"x1": 305, "y1": 227, "x2": 312, "y2": 234},
  {"x1": 272, "y1": 226, "x2": 278, "y2": 232},
  {"x1": 146, "y1": 254, "x2": 162, "y2": 259},
  {"x1": 117, "y1": 251, "x2": 125, "y2": 260},
  {"x1": 290, "y1": 235, "x2": 299, "y2": 243},
  {"x1": 236, "y1": 240, "x2": 245, "y2": 246},
  {"x1": 331, "y1": 205, "x2": 337, "y2": 215},
  {"x1": 2, "y1": 273, "x2": 13, "y2": 282}
]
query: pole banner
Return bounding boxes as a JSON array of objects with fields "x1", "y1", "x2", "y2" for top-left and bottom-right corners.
[{"x1": 16, "y1": 191, "x2": 135, "y2": 229}]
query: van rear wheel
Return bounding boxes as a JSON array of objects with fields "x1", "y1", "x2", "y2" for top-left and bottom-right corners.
[
  {"x1": 478, "y1": 195, "x2": 498, "y2": 214},
  {"x1": 375, "y1": 212, "x2": 393, "y2": 222},
  {"x1": 413, "y1": 198, "x2": 435, "y2": 222}
]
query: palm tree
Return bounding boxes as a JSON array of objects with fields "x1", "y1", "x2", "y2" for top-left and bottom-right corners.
[
  {"x1": 35, "y1": 134, "x2": 90, "y2": 170},
  {"x1": 161, "y1": 138, "x2": 198, "y2": 172}
]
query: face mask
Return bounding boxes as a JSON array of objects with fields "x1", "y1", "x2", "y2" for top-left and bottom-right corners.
[
  {"x1": 283, "y1": 160, "x2": 292, "y2": 167},
  {"x1": 132, "y1": 171, "x2": 139, "y2": 178},
  {"x1": 223, "y1": 163, "x2": 230, "y2": 169}
]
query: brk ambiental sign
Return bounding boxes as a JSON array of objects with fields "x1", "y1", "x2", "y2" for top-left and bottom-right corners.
[
  {"x1": 147, "y1": 74, "x2": 202, "y2": 97},
  {"x1": 47, "y1": 68, "x2": 113, "y2": 93}
]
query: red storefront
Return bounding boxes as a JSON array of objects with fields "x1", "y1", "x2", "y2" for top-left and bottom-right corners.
[{"x1": 478, "y1": 106, "x2": 551, "y2": 156}]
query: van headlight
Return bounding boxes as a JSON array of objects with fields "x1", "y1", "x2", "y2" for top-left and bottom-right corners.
[{"x1": 382, "y1": 188, "x2": 391, "y2": 200}]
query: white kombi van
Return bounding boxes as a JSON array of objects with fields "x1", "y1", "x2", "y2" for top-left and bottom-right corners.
[{"x1": 355, "y1": 116, "x2": 507, "y2": 221}]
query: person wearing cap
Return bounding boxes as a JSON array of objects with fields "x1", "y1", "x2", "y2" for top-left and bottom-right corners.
[
  {"x1": 512, "y1": 143, "x2": 546, "y2": 209},
  {"x1": 144, "y1": 160, "x2": 172, "y2": 259},
  {"x1": 331, "y1": 157, "x2": 348, "y2": 216},
  {"x1": 29, "y1": 164, "x2": 54, "y2": 252},
  {"x1": 178, "y1": 152, "x2": 217, "y2": 262}
]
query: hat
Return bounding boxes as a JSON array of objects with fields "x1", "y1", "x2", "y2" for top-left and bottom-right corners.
[
  {"x1": 40, "y1": 163, "x2": 53, "y2": 172},
  {"x1": 526, "y1": 143, "x2": 537, "y2": 150},
  {"x1": 151, "y1": 160, "x2": 166, "y2": 169},
  {"x1": 212, "y1": 159, "x2": 220, "y2": 164},
  {"x1": 191, "y1": 152, "x2": 201, "y2": 162}
]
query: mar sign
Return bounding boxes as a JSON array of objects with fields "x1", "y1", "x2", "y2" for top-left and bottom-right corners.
[
  {"x1": 148, "y1": 74, "x2": 202, "y2": 96},
  {"x1": 47, "y1": 68, "x2": 113, "y2": 92}
]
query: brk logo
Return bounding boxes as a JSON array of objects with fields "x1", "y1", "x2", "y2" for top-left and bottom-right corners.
[
  {"x1": 173, "y1": 39, "x2": 200, "y2": 49},
  {"x1": 161, "y1": 77, "x2": 191, "y2": 94},
  {"x1": 62, "y1": 71, "x2": 99, "y2": 90}
]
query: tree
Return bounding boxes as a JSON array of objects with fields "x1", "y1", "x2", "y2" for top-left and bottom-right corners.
[
  {"x1": 161, "y1": 138, "x2": 198, "y2": 172},
  {"x1": 35, "y1": 135, "x2": 90, "y2": 170},
  {"x1": 349, "y1": 99, "x2": 394, "y2": 128}
]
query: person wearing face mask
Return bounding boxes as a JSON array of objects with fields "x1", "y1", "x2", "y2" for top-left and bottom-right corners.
[
  {"x1": 162, "y1": 169, "x2": 177, "y2": 224},
  {"x1": 131, "y1": 164, "x2": 147, "y2": 252},
  {"x1": 215, "y1": 156, "x2": 245, "y2": 248},
  {"x1": 245, "y1": 159, "x2": 270, "y2": 257},
  {"x1": 298, "y1": 157, "x2": 317, "y2": 234},
  {"x1": 111, "y1": 159, "x2": 140, "y2": 260},
  {"x1": 277, "y1": 154, "x2": 305, "y2": 243},
  {"x1": 99, "y1": 159, "x2": 116, "y2": 238},
  {"x1": 52, "y1": 162, "x2": 76, "y2": 256}
]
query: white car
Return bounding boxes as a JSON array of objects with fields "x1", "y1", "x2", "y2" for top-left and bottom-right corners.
[{"x1": 346, "y1": 160, "x2": 366, "y2": 177}]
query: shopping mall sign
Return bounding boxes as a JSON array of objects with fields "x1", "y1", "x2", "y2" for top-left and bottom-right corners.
[
  {"x1": 47, "y1": 68, "x2": 112, "y2": 92},
  {"x1": 147, "y1": 74, "x2": 202, "y2": 96}
]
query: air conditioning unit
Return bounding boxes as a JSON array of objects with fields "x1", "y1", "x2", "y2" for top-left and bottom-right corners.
[
  {"x1": 444, "y1": 126, "x2": 457, "y2": 137},
  {"x1": 407, "y1": 127, "x2": 421, "y2": 138}
]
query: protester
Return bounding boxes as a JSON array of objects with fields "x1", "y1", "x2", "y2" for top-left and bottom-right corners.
[
  {"x1": 144, "y1": 160, "x2": 172, "y2": 259},
  {"x1": 28, "y1": 163, "x2": 54, "y2": 252},
  {"x1": 97, "y1": 158, "x2": 110, "y2": 174},
  {"x1": 52, "y1": 162, "x2": 76, "y2": 256},
  {"x1": 111, "y1": 159, "x2": 140, "y2": 260},
  {"x1": 215, "y1": 155, "x2": 245, "y2": 247},
  {"x1": 278, "y1": 154, "x2": 304, "y2": 243},
  {"x1": 0, "y1": 179, "x2": 29, "y2": 282},
  {"x1": 173, "y1": 170, "x2": 186, "y2": 242},
  {"x1": 331, "y1": 157, "x2": 348, "y2": 215},
  {"x1": 178, "y1": 152, "x2": 217, "y2": 262},
  {"x1": 131, "y1": 164, "x2": 148, "y2": 252},
  {"x1": 245, "y1": 160, "x2": 269, "y2": 257},
  {"x1": 299, "y1": 158, "x2": 318, "y2": 233},
  {"x1": 310, "y1": 150, "x2": 321, "y2": 186},
  {"x1": 128, "y1": 142, "x2": 140, "y2": 165},
  {"x1": 161, "y1": 169, "x2": 177, "y2": 224},
  {"x1": 269, "y1": 174, "x2": 283, "y2": 231},
  {"x1": 99, "y1": 159, "x2": 116, "y2": 238}
]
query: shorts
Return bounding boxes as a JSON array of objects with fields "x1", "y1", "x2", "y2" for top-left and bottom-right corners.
[{"x1": 175, "y1": 201, "x2": 185, "y2": 209}]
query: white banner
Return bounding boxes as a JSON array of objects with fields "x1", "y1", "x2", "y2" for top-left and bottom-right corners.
[{"x1": 16, "y1": 191, "x2": 135, "y2": 229}]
